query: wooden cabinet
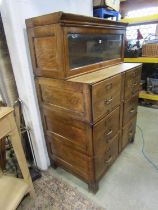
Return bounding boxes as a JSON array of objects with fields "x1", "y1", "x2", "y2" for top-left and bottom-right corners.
[
  {"x1": 26, "y1": 12, "x2": 127, "y2": 79},
  {"x1": 26, "y1": 12, "x2": 142, "y2": 193}
]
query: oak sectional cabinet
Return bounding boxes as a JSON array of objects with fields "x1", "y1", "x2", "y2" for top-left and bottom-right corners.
[{"x1": 26, "y1": 12, "x2": 142, "y2": 192}]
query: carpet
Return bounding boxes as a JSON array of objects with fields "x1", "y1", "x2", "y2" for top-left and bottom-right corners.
[{"x1": 18, "y1": 170, "x2": 105, "y2": 210}]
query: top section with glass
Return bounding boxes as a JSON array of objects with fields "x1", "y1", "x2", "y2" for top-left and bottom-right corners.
[
  {"x1": 26, "y1": 12, "x2": 127, "y2": 79},
  {"x1": 68, "y1": 33, "x2": 122, "y2": 69}
]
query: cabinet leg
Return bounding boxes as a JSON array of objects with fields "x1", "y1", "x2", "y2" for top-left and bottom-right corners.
[
  {"x1": 51, "y1": 160, "x2": 58, "y2": 169},
  {"x1": 130, "y1": 136, "x2": 134, "y2": 143},
  {"x1": 88, "y1": 182, "x2": 99, "y2": 193}
]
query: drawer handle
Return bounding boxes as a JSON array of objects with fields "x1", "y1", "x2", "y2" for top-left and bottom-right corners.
[
  {"x1": 130, "y1": 108, "x2": 135, "y2": 113},
  {"x1": 105, "y1": 156, "x2": 112, "y2": 164},
  {"x1": 104, "y1": 97, "x2": 113, "y2": 105},
  {"x1": 133, "y1": 82, "x2": 137, "y2": 86},
  {"x1": 106, "y1": 83, "x2": 112, "y2": 90},
  {"x1": 106, "y1": 129, "x2": 113, "y2": 136}
]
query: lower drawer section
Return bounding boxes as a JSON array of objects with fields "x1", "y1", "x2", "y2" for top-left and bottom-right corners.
[
  {"x1": 122, "y1": 115, "x2": 137, "y2": 149},
  {"x1": 95, "y1": 135, "x2": 119, "y2": 180},
  {"x1": 43, "y1": 107, "x2": 92, "y2": 155},
  {"x1": 93, "y1": 107, "x2": 120, "y2": 156},
  {"x1": 46, "y1": 132, "x2": 94, "y2": 182}
]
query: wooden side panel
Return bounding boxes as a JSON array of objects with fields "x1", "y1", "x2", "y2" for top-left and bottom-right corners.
[
  {"x1": 26, "y1": 24, "x2": 65, "y2": 78},
  {"x1": 119, "y1": 72, "x2": 125, "y2": 153},
  {"x1": 47, "y1": 132, "x2": 94, "y2": 183},
  {"x1": 43, "y1": 107, "x2": 93, "y2": 155},
  {"x1": 34, "y1": 36, "x2": 57, "y2": 70},
  {"x1": 36, "y1": 77, "x2": 92, "y2": 122}
]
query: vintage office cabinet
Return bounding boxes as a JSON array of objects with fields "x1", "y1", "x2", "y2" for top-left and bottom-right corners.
[{"x1": 26, "y1": 12, "x2": 142, "y2": 192}]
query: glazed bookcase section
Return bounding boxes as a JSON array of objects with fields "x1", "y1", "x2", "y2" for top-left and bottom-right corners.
[{"x1": 26, "y1": 12, "x2": 127, "y2": 79}]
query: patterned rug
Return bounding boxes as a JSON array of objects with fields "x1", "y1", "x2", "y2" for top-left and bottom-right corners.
[{"x1": 18, "y1": 171, "x2": 105, "y2": 210}]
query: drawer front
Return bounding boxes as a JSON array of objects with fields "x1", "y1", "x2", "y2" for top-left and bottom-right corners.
[
  {"x1": 93, "y1": 107, "x2": 120, "y2": 156},
  {"x1": 123, "y1": 94, "x2": 138, "y2": 125},
  {"x1": 124, "y1": 67, "x2": 141, "y2": 100},
  {"x1": 92, "y1": 74, "x2": 121, "y2": 122},
  {"x1": 122, "y1": 115, "x2": 137, "y2": 149},
  {"x1": 95, "y1": 135, "x2": 119, "y2": 180},
  {"x1": 47, "y1": 133, "x2": 93, "y2": 182},
  {"x1": 43, "y1": 107, "x2": 92, "y2": 155}
]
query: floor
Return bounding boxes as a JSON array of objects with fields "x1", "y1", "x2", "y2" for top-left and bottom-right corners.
[{"x1": 49, "y1": 106, "x2": 158, "y2": 210}]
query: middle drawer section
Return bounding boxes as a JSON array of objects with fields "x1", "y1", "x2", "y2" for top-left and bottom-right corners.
[
  {"x1": 93, "y1": 107, "x2": 120, "y2": 156},
  {"x1": 92, "y1": 74, "x2": 121, "y2": 122}
]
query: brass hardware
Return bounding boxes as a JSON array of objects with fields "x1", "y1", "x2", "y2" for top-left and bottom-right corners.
[
  {"x1": 105, "y1": 156, "x2": 112, "y2": 164},
  {"x1": 104, "y1": 97, "x2": 113, "y2": 105},
  {"x1": 106, "y1": 129, "x2": 113, "y2": 136},
  {"x1": 130, "y1": 108, "x2": 135, "y2": 113},
  {"x1": 133, "y1": 82, "x2": 137, "y2": 86}
]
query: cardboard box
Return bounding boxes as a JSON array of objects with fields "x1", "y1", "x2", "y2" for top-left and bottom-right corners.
[{"x1": 93, "y1": 0, "x2": 120, "y2": 12}]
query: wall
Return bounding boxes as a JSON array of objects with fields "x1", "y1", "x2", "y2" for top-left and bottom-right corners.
[
  {"x1": 0, "y1": 0, "x2": 93, "y2": 170},
  {"x1": 120, "y1": 0, "x2": 158, "y2": 17},
  {"x1": 0, "y1": 14, "x2": 18, "y2": 106}
]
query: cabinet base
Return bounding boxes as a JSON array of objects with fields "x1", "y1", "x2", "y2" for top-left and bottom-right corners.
[
  {"x1": 130, "y1": 136, "x2": 135, "y2": 143},
  {"x1": 51, "y1": 160, "x2": 58, "y2": 169},
  {"x1": 88, "y1": 182, "x2": 99, "y2": 193}
]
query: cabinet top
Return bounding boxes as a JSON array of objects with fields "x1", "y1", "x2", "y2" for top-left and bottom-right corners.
[
  {"x1": 26, "y1": 11, "x2": 127, "y2": 28},
  {"x1": 0, "y1": 107, "x2": 13, "y2": 120},
  {"x1": 68, "y1": 63, "x2": 142, "y2": 84}
]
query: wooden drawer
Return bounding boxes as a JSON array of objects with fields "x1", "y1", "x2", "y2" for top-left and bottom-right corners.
[
  {"x1": 122, "y1": 115, "x2": 137, "y2": 149},
  {"x1": 43, "y1": 107, "x2": 92, "y2": 155},
  {"x1": 123, "y1": 94, "x2": 138, "y2": 125},
  {"x1": 47, "y1": 132, "x2": 93, "y2": 182},
  {"x1": 95, "y1": 135, "x2": 119, "y2": 180},
  {"x1": 92, "y1": 74, "x2": 121, "y2": 122},
  {"x1": 124, "y1": 67, "x2": 141, "y2": 100},
  {"x1": 93, "y1": 107, "x2": 120, "y2": 156}
]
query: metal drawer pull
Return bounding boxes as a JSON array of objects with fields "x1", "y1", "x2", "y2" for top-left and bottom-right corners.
[
  {"x1": 133, "y1": 82, "x2": 137, "y2": 86},
  {"x1": 104, "y1": 97, "x2": 113, "y2": 104},
  {"x1": 105, "y1": 156, "x2": 112, "y2": 164},
  {"x1": 130, "y1": 108, "x2": 135, "y2": 113},
  {"x1": 106, "y1": 129, "x2": 113, "y2": 136}
]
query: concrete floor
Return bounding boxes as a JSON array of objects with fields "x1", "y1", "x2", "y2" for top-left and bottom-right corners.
[{"x1": 49, "y1": 106, "x2": 158, "y2": 210}]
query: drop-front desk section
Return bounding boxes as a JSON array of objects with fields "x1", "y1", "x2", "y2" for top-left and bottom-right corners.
[{"x1": 26, "y1": 12, "x2": 142, "y2": 192}]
